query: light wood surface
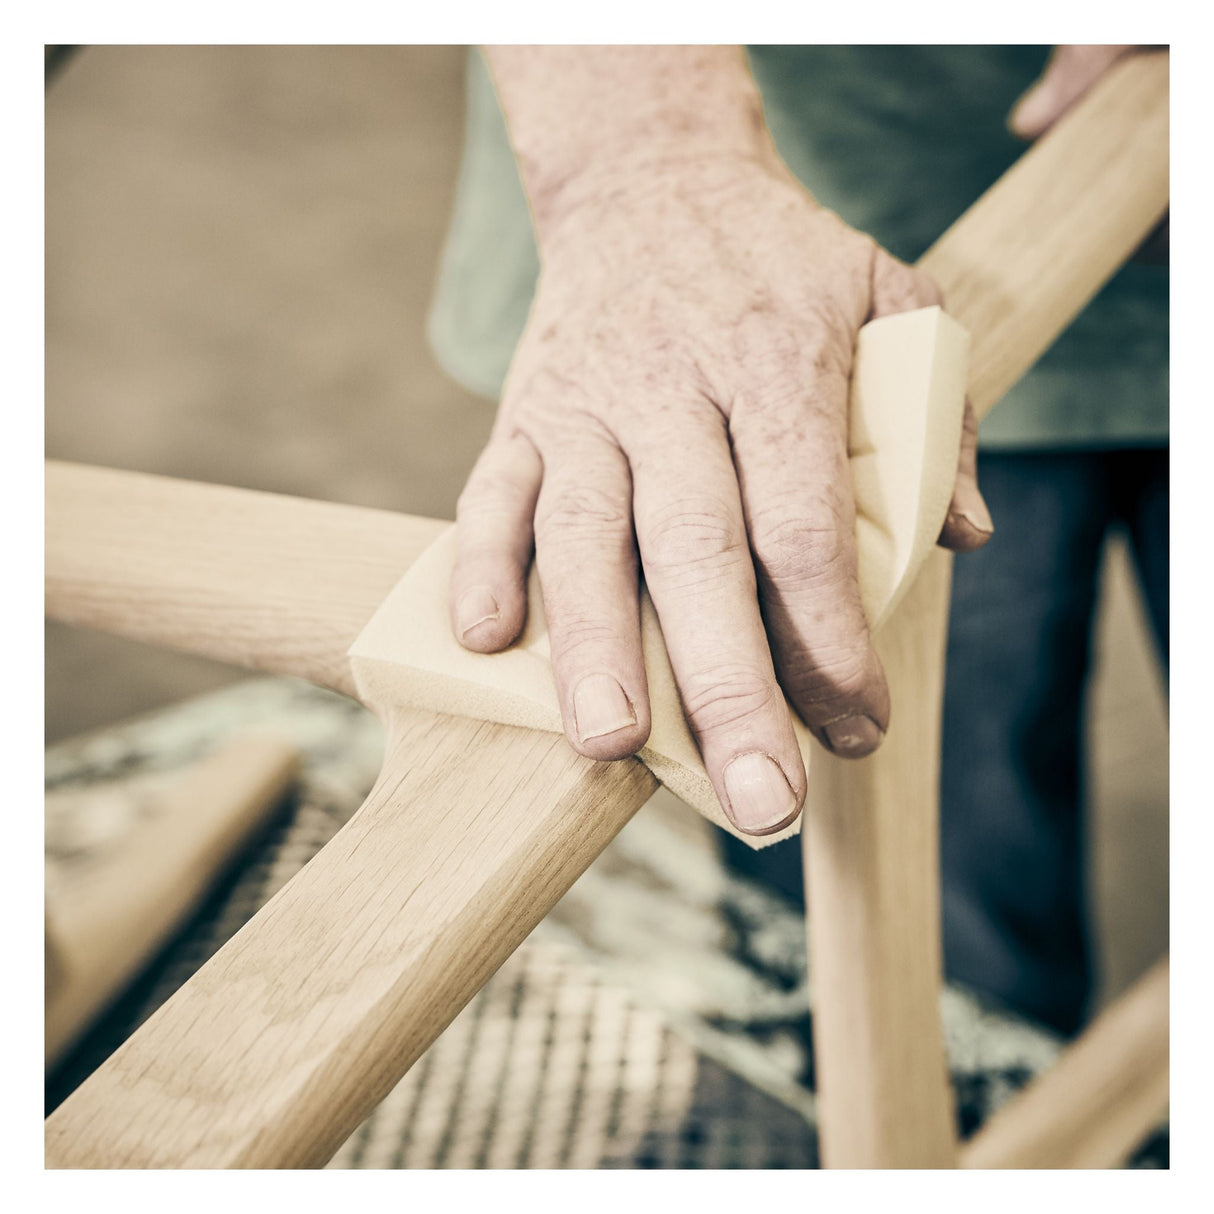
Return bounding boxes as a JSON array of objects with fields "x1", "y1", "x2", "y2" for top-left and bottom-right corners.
[
  {"x1": 802, "y1": 51, "x2": 1169, "y2": 1168},
  {"x1": 45, "y1": 710, "x2": 656, "y2": 1167},
  {"x1": 803, "y1": 550, "x2": 957, "y2": 1167},
  {"x1": 961, "y1": 957, "x2": 1169, "y2": 1169},
  {"x1": 44, "y1": 52, "x2": 1169, "y2": 1169},
  {"x1": 45, "y1": 461, "x2": 446, "y2": 698},
  {"x1": 45, "y1": 733, "x2": 299, "y2": 1068},
  {"x1": 348, "y1": 308, "x2": 969, "y2": 846},
  {"x1": 920, "y1": 50, "x2": 1170, "y2": 422}
]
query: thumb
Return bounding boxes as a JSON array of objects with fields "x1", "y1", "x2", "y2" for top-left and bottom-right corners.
[{"x1": 1009, "y1": 45, "x2": 1135, "y2": 140}]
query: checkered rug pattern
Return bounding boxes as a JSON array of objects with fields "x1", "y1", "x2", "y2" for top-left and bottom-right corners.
[{"x1": 45, "y1": 679, "x2": 1168, "y2": 1168}]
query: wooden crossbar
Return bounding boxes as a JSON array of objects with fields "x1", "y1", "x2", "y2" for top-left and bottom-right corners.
[
  {"x1": 44, "y1": 52, "x2": 1169, "y2": 1168},
  {"x1": 962, "y1": 957, "x2": 1169, "y2": 1169}
]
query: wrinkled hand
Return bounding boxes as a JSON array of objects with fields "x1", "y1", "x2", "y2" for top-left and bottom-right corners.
[{"x1": 450, "y1": 157, "x2": 991, "y2": 835}]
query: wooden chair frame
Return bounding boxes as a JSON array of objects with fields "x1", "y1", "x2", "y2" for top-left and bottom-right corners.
[{"x1": 44, "y1": 55, "x2": 1169, "y2": 1169}]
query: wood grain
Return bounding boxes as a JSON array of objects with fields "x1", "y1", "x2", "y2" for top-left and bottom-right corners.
[
  {"x1": 920, "y1": 50, "x2": 1170, "y2": 421},
  {"x1": 45, "y1": 710, "x2": 657, "y2": 1167},
  {"x1": 44, "y1": 52, "x2": 1169, "y2": 1169},
  {"x1": 45, "y1": 461, "x2": 446, "y2": 697},
  {"x1": 803, "y1": 51, "x2": 1169, "y2": 1168},
  {"x1": 45, "y1": 733, "x2": 299, "y2": 1068},
  {"x1": 803, "y1": 551, "x2": 957, "y2": 1167},
  {"x1": 961, "y1": 958, "x2": 1169, "y2": 1169}
]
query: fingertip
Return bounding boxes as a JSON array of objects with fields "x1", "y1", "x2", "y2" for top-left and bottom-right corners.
[
  {"x1": 568, "y1": 719, "x2": 651, "y2": 763},
  {"x1": 816, "y1": 714, "x2": 886, "y2": 760},
  {"x1": 719, "y1": 751, "x2": 805, "y2": 836},
  {"x1": 938, "y1": 507, "x2": 995, "y2": 554},
  {"x1": 565, "y1": 672, "x2": 651, "y2": 761},
  {"x1": 937, "y1": 509, "x2": 995, "y2": 553},
  {"x1": 731, "y1": 807, "x2": 803, "y2": 839},
  {"x1": 1008, "y1": 89, "x2": 1049, "y2": 141},
  {"x1": 452, "y1": 582, "x2": 526, "y2": 652}
]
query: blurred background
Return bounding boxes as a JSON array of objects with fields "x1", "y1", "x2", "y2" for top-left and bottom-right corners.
[{"x1": 45, "y1": 47, "x2": 1168, "y2": 1157}]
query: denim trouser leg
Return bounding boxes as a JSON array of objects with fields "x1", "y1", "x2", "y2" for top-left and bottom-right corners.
[
  {"x1": 720, "y1": 448, "x2": 1168, "y2": 1036},
  {"x1": 939, "y1": 451, "x2": 1110, "y2": 1034}
]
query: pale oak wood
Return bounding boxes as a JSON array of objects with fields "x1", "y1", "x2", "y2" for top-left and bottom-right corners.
[
  {"x1": 44, "y1": 52, "x2": 1169, "y2": 1169},
  {"x1": 45, "y1": 710, "x2": 656, "y2": 1167},
  {"x1": 803, "y1": 550, "x2": 956, "y2": 1167},
  {"x1": 802, "y1": 51, "x2": 1169, "y2": 1168},
  {"x1": 347, "y1": 308, "x2": 969, "y2": 845},
  {"x1": 45, "y1": 733, "x2": 300, "y2": 1068},
  {"x1": 961, "y1": 958, "x2": 1169, "y2": 1169},
  {"x1": 45, "y1": 461, "x2": 447, "y2": 698},
  {"x1": 920, "y1": 50, "x2": 1170, "y2": 422}
]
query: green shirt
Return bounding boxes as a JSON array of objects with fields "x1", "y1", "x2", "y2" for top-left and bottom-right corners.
[{"x1": 428, "y1": 47, "x2": 1167, "y2": 450}]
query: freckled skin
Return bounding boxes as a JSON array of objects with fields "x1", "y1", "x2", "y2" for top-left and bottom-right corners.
[{"x1": 448, "y1": 47, "x2": 993, "y2": 833}]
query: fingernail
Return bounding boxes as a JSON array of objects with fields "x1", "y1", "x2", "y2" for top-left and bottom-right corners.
[
  {"x1": 823, "y1": 715, "x2": 885, "y2": 757},
  {"x1": 573, "y1": 673, "x2": 636, "y2": 742},
  {"x1": 722, "y1": 752, "x2": 799, "y2": 834},
  {"x1": 953, "y1": 497, "x2": 994, "y2": 536},
  {"x1": 456, "y1": 585, "x2": 500, "y2": 638}
]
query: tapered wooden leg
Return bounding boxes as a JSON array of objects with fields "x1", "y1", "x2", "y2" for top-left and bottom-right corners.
[
  {"x1": 803, "y1": 549, "x2": 957, "y2": 1168},
  {"x1": 961, "y1": 957, "x2": 1169, "y2": 1169},
  {"x1": 45, "y1": 733, "x2": 299, "y2": 1068},
  {"x1": 45, "y1": 709, "x2": 656, "y2": 1168}
]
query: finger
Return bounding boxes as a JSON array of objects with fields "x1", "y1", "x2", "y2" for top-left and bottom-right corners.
[
  {"x1": 869, "y1": 249, "x2": 943, "y2": 320},
  {"x1": 450, "y1": 432, "x2": 542, "y2": 652},
  {"x1": 629, "y1": 413, "x2": 805, "y2": 836},
  {"x1": 1008, "y1": 45, "x2": 1134, "y2": 140},
  {"x1": 533, "y1": 435, "x2": 651, "y2": 761},
  {"x1": 867, "y1": 253, "x2": 994, "y2": 554},
  {"x1": 938, "y1": 399, "x2": 994, "y2": 552},
  {"x1": 730, "y1": 357, "x2": 890, "y2": 761}
]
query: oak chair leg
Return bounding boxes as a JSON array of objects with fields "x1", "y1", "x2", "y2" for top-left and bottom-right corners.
[
  {"x1": 44, "y1": 53, "x2": 1169, "y2": 1169},
  {"x1": 45, "y1": 710, "x2": 656, "y2": 1168},
  {"x1": 961, "y1": 957, "x2": 1169, "y2": 1169},
  {"x1": 804, "y1": 550, "x2": 956, "y2": 1168},
  {"x1": 801, "y1": 53, "x2": 1170, "y2": 1167},
  {"x1": 45, "y1": 732, "x2": 300, "y2": 1069}
]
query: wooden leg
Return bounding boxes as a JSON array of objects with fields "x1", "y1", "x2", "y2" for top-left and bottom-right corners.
[
  {"x1": 45, "y1": 733, "x2": 299, "y2": 1068},
  {"x1": 45, "y1": 710, "x2": 656, "y2": 1168},
  {"x1": 803, "y1": 550, "x2": 957, "y2": 1168},
  {"x1": 961, "y1": 957, "x2": 1169, "y2": 1169},
  {"x1": 42, "y1": 54, "x2": 1170, "y2": 1170}
]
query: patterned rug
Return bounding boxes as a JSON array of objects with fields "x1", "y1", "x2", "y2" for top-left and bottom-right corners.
[{"x1": 44, "y1": 678, "x2": 1168, "y2": 1168}]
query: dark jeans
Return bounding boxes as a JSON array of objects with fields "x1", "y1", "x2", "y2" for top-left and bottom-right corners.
[{"x1": 722, "y1": 447, "x2": 1169, "y2": 1036}]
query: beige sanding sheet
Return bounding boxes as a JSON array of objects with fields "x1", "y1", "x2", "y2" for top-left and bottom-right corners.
[{"x1": 349, "y1": 306, "x2": 969, "y2": 847}]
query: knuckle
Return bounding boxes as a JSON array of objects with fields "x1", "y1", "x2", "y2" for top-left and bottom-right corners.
[
  {"x1": 913, "y1": 268, "x2": 945, "y2": 307},
  {"x1": 875, "y1": 253, "x2": 942, "y2": 313},
  {"x1": 754, "y1": 518, "x2": 845, "y2": 585},
  {"x1": 536, "y1": 482, "x2": 630, "y2": 543},
  {"x1": 456, "y1": 451, "x2": 529, "y2": 522},
  {"x1": 642, "y1": 495, "x2": 747, "y2": 577},
  {"x1": 679, "y1": 664, "x2": 778, "y2": 737},
  {"x1": 749, "y1": 493, "x2": 851, "y2": 587},
  {"x1": 787, "y1": 645, "x2": 876, "y2": 713},
  {"x1": 456, "y1": 475, "x2": 506, "y2": 522},
  {"x1": 547, "y1": 612, "x2": 623, "y2": 664}
]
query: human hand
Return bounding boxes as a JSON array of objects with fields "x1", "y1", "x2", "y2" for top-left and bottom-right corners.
[
  {"x1": 1010, "y1": 45, "x2": 1168, "y2": 262},
  {"x1": 450, "y1": 155, "x2": 991, "y2": 836},
  {"x1": 1008, "y1": 45, "x2": 1139, "y2": 139}
]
